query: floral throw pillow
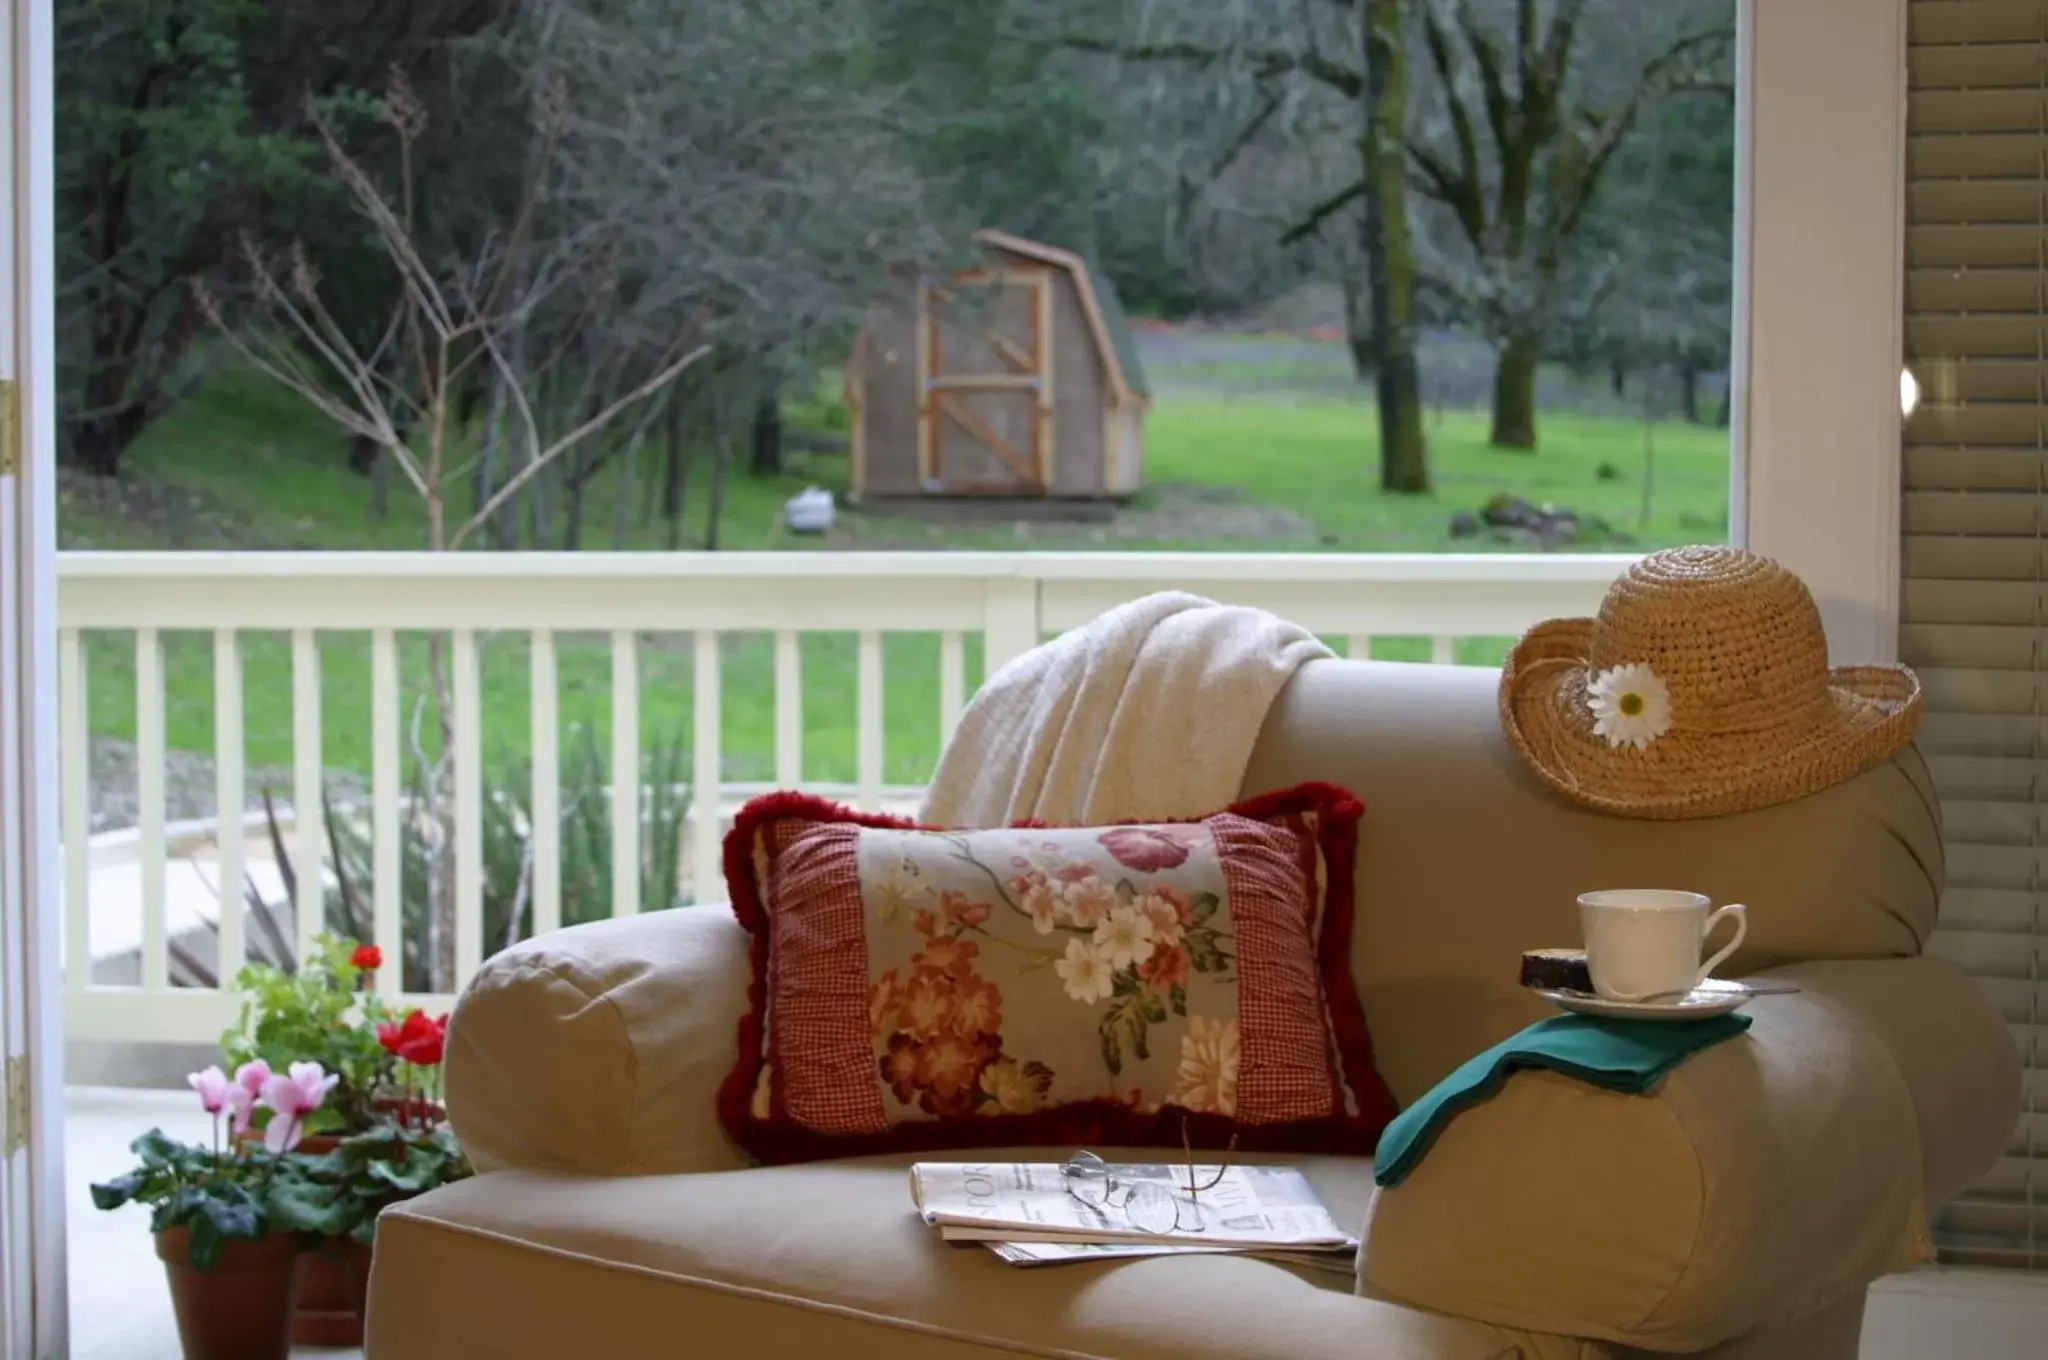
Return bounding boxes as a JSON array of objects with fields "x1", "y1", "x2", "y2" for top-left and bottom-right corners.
[{"x1": 718, "y1": 783, "x2": 1395, "y2": 1164}]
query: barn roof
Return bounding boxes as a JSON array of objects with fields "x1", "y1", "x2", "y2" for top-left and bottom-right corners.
[{"x1": 973, "y1": 230, "x2": 1150, "y2": 405}]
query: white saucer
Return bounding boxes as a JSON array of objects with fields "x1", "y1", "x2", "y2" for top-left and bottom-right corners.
[{"x1": 1535, "y1": 977, "x2": 1753, "y2": 1022}]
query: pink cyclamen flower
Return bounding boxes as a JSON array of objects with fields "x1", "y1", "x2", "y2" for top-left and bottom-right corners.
[
  {"x1": 187, "y1": 1066, "x2": 233, "y2": 1115},
  {"x1": 233, "y1": 1059, "x2": 271, "y2": 1095},
  {"x1": 226, "y1": 1083, "x2": 258, "y2": 1139},
  {"x1": 259, "y1": 1061, "x2": 339, "y2": 1152}
]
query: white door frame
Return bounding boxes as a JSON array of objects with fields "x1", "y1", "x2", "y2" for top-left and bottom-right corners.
[
  {"x1": 1734, "y1": 0, "x2": 1909, "y2": 665},
  {"x1": 0, "y1": 0, "x2": 66, "y2": 1353}
]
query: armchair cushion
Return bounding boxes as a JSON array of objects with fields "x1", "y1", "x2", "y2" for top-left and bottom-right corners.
[
  {"x1": 1358, "y1": 956, "x2": 2019, "y2": 1353},
  {"x1": 445, "y1": 905, "x2": 755, "y2": 1177}
]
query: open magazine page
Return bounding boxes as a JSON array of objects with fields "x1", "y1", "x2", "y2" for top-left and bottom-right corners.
[
  {"x1": 981, "y1": 1240, "x2": 1358, "y2": 1275},
  {"x1": 909, "y1": 1161, "x2": 1352, "y2": 1248}
]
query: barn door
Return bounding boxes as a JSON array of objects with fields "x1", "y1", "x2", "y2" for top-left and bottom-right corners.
[{"x1": 917, "y1": 268, "x2": 1052, "y2": 495}]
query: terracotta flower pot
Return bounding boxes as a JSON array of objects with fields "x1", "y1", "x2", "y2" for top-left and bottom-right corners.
[
  {"x1": 230, "y1": 1130, "x2": 366, "y2": 1347},
  {"x1": 296, "y1": 1235, "x2": 374, "y2": 1347},
  {"x1": 155, "y1": 1227, "x2": 299, "y2": 1360},
  {"x1": 278, "y1": 1133, "x2": 366, "y2": 1348}
]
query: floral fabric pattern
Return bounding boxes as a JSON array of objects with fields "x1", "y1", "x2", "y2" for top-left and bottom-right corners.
[
  {"x1": 719, "y1": 785, "x2": 1398, "y2": 1164},
  {"x1": 859, "y1": 824, "x2": 1246, "y2": 1122}
]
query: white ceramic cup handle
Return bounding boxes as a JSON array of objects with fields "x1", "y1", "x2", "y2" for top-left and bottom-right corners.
[{"x1": 1695, "y1": 903, "x2": 1748, "y2": 985}]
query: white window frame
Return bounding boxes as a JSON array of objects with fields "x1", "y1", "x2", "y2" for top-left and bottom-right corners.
[{"x1": 1733, "y1": 0, "x2": 1908, "y2": 666}]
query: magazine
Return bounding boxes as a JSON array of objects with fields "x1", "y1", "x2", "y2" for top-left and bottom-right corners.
[
  {"x1": 980, "y1": 1239, "x2": 1358, "y2": 1275},
  {"x1": 909, "y1": 1160, "x2": 1354, "y2": 1250}
]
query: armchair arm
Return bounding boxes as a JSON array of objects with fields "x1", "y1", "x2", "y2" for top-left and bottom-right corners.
[
  {"x1": 1359, "y1": 956, "x2": 2018, "y2": 1353},
  {"x1": 445, "y1": 905, "x2": 754, "y2": 1177}
]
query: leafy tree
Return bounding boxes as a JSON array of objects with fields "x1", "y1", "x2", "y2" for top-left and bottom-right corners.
[
  {"x1": 56, "y1": 0, "x2": 495, "y2": 476},
  {"x1": 1070, "y1": 0, "x2": 1434, "y2": 493},
  {"x1": 1406, "y1": 0, "x2": 1732, "y2": 449}
]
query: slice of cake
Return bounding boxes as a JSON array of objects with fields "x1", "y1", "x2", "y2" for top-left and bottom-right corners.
[{"x1": 1520, "y1": 947, "x2": 1592, "y2": 994}]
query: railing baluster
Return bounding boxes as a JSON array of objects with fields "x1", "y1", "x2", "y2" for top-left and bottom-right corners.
[
  {"x1": 1347, "y1": 634, "x2": 1374, "y2": 662},
  {"x1": 60, "y1": 628, "x2": 88, "y2": 993},
  {"x1": 1431, "y1": 635, "x2": 1455, "y2": 666},
  {"x1": 693, "y1": 630, "x2": 722, "y2": 906},
  {"x1": 774, "y1": 630, "x2": 801, "y2": 787},
  {"x1": 612, "y1": 630, "x2": 641, "y2": 918},
  {"x1": 136, "y1": 628, "x2": 167, "y2": 992},
  {"x1": 291, "y1": 629, "x2": 324, "y2": 967},
  {"x1": 213, "y1": 631, "x2": 244, "y2": 984},
  {"x1": 857, "y1": 630, "x2": 884, "y2": 811},
  {"x1": 939, "y1": 629, "x2": 965, "y2": 751},
  {"x1": 453, "y1": 628, "x2": 483, "y2": 985},
  {"x1": 370, "y1": 628, "x2": 400, "y2": 996},
  {"x1": 530, "y1": 629, "x2": 560, "y2": 940}
]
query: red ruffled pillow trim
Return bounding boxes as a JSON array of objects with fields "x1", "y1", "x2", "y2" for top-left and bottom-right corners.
[{"x1": 717, "y1": 784, "x2": 1394, "y2": 1165}]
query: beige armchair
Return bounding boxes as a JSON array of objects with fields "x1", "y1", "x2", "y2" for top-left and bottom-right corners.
[{"x1": 369, "y1": 660, "x2": 2018, "y2": 1359}]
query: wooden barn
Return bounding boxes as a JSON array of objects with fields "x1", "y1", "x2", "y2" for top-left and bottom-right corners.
[{"x1": 843, "y1": 230, "x2": 1150, "y2": 500}]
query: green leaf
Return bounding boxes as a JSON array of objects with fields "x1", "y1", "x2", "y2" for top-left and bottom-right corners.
[
  {"x1": 268, "y1": 1179, "x2": 355, "y2": 1239},
  {"x1": 1128, "y1": 1013, "x2": 1151, "y2": 1062},
  {"x1": 197, "y1": 1188, "x2": 262, "y2": 1242},
  {"x1": 131, "y1": 1129, "x2": 186, "y2": 1167},
  {"x1": 1115, "y1": 879, "x2": 1137, "y2": 904},
  {"x1": 1169, "y1": 983, "x2": 1187, "y2": 1017},
  {"x1": 1192, "y1": 893, "x2": 1221, "y2": 923},
  {"x1": 366, "y1": 1145, "x2": 443, "y2": 1194},
  {"x1": 187, "y1": 1216, "x2": 224, "y2": 1273},
  {"x1": 1110, "y1": 966, "x2": 1141, "y2": 998},
  {"x1": 1099, "y1": 1021, "x2": 1123, "y2": 1076},
  {"x1": 1187, "y1": 934, "x2": 1225, "y2": 974},
  {"x1": 89, "y1": 1173, "x2": 145, "y2": 1211},
  {"x1": 1139, "y1": 990, "x2": 1167, "y2": 1024}
]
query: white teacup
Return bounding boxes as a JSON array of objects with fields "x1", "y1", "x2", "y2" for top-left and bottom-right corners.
[{"x1": 1578, "y1": 890, "x2": 1748, "y2": 1003}]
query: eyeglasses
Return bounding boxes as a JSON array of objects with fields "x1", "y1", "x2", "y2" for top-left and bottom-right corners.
[{"x1": 1060, "y1": 1120, "x2": 1239, "y2": 1235}]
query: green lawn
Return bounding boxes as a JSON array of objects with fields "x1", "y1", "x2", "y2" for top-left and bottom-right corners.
[{"x1": 63, "y1": 348, "x2": 1729, "y2": 793}]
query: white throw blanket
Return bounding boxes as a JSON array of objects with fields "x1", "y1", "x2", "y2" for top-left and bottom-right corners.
[{"x1": 921, "y1": 591, "x2": 1333, "y2": 828}]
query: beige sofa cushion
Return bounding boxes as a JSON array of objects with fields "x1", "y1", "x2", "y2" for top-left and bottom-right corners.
[
  {"x1": 369, "y1": 1153, "x2": 1520, "y2": 1360},
  {"x1": 1241, "y1": 659, "x2": 1943, "y2": 1104}
]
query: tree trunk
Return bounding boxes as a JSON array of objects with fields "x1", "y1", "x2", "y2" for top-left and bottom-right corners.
[
  {"x1": 1340, "y1": 272, "x2": 1375, "y2": 383},
  {"x1": 1678, "y1": 363, "x2": 1701, "y2": 424},
  {"x1": 662, "y1": 391, "x2": 690, "y2": 550},
  {"x1": 750, "y1": 371, "x2": 784, "y2": 476},
  {"x1": 1610, "y1": 361, "x2": 1627, "y2": 398},
  {"x1": 370, "y1": 449, "x2": 389, "y2": 522},
  {"x1": 1716, "y1": 379, "x2": 1732, "y2": 429},
  {"x1": 561, "y1": 442, "x2": 587, "y2": 550},
  {"x1": 615, "y1": 427, "x2": 639, "y2": 548},
  {"x1": 704, "y1": 424, "x2": 729, "y2": 552},
  {"x1": 1363, "y1": 0, "x2": 1429, "y2": 493},
  {"x1": 1490, "y1": 335, "x2": 1542, "y2": 449},
  {"x1": 474, "y1": 374, "x2": 507, "y2": 539}
]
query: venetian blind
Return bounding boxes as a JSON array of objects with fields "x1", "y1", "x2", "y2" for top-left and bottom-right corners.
[{"x1": 1904, "y1": 0, "x2": 2046, "y2": 1270}]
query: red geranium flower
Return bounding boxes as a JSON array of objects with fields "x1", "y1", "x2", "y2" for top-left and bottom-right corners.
[
  {"x1": 376, "y1": 1009, "x2": 448, "y2": 1067},
  {"x1": 350, "y1": 944, "x2": 383, "y2": 972}
]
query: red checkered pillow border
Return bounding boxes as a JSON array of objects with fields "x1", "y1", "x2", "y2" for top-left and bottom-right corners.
[{"x1": 717, "y1": 783, "x2": 1394, "y2": 1165}]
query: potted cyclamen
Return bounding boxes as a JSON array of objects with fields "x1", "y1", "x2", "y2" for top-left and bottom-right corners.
[
  {"x1": 221, "y1": 935, "x2": 395, "y2": 1346},
  {"x1": 89, "y1": 1060, "x2": 341, "y2": 1360},
  {"x1": 272, "y1": 1006, "x2": 466, "y2": 1327}
]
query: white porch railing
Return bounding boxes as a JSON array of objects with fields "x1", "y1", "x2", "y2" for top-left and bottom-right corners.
[{"x1": 56, "y1": 550, "x2": 1633, "y2": 1043}]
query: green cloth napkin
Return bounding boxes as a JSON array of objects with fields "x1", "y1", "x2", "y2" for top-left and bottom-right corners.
[{"x1": 1373, "y1": 1012, "x2": 1754, "y2": 1188}]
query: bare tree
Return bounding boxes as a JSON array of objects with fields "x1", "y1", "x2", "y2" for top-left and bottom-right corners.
[{"x1": 196, "y1": 74, "x2": 705, "y2": 983}]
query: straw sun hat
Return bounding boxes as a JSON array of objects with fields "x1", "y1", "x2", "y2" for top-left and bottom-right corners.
[{"x1": 1498, "y1": 545, "x2": 1922, "y2": 820}]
